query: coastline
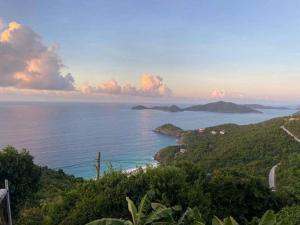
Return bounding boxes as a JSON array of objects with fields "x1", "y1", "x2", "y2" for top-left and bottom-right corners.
[{"x1": 125, "y1": 160, "x2": 159, "y2": 174}]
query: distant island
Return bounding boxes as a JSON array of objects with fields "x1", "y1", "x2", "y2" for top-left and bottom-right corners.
[
  {"x1": 243, "y1": 104, "x2": 290, "y2": 110},
  {"x1": 132, "y1": 101, "x2": 262, "y2": 114}
]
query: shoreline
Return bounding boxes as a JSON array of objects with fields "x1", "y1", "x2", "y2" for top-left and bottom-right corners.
[{"x1": 125, "y1": 161, "x2": 159, "y2": 174}]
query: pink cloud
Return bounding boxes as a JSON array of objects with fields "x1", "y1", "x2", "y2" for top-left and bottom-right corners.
[
  {"x1": 0, "y1": 21, "x2": 75, "y2": 91},
  {"x1": 80, "y1": 74, "x2": 172, "y2": 97},
  {"x1": 210, "y1": 89, "x2": 226, "y2": 99}
]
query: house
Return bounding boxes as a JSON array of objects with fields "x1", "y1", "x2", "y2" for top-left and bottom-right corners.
[
  {"x1": 180, "y1": 148, "x2": 186, "y2": 154},
  {"x1": 198, "y1": 128, "x2": 205, "y2": 133},
  {"x1": 220, "y1": 130, "x2": 225, "y2": 135},
  {"x1": 211, "y1": 131, "x2": 217, "y2": 135}
]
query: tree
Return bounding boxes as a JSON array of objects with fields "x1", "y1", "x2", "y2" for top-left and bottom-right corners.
[{"x1": 0, "y1": 146, "x2": 41, "y2": 215}]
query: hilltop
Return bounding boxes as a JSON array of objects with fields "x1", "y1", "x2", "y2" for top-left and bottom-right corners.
[{"x1": 132, "y1": 101, "x2": 262, "y2": 114}]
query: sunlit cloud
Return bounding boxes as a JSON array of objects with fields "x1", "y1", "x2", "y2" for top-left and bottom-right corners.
[
  {"x1": 80, "y1": 74, "x2": 172, "y2": 97},
  {"x1": 0, "y1": 21, "x2": 75, "y2": 91},
  {"x1": 210, "y1": 89, "x2": 244, "y2": 99},
  {"x1": 210, "y1": 89, "x2": 226, "y2": 99},
  {"x1": 140, "y1": 74, "x2": 172, "y2": 96}
]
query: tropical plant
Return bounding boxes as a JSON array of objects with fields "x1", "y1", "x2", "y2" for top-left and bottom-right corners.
[
  {"x1": 87, "y1": 195, "x2": 282, "y2": 225},
  {"x1": 87, "y1": 195, "x2": 205, "y2": 225}
]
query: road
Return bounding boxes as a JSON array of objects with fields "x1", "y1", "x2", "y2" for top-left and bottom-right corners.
[
  {"x1": 280, "y1": 125, "x2": 300, "y2": 143},
  {"x1": 268, "y1": 126, "x2": 300, "y2": 191},
  {"x1": 268, "y1": 164, "x2": 279, "y2": 191}
]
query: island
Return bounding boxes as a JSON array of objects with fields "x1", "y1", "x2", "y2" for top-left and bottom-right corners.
[
  {"x1": 243, "y1": 104, "x2": 290, "y2": 110},
  {"x1": 132, "y1": 101, "x2": 262, "y2": 114},
  {"x1": 153, "y1": 123, "x2": 185, "y2": 137}
]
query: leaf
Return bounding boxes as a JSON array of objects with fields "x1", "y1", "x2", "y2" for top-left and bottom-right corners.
[
  {"x1": 151, "y1": 203, "x2": 167, "y2": 211},
  {"x1": 137, "y1": 194, "x2": 148, "y2": 225},
  {"x1": 259, "y1": 210, "x2": 276, "y2": 225},
  {"x1": 86, "y1": 218, "x2": 133, "y2": 225},
  {"x1": 224, "y1": 216, "x2": 239, "y2": 225},
  {"x1": 212, "y1": 216, "x2": 224, "y2": 225},
  {"x1": 145, "y1": 208, "x2": 174, "y2": 224},
  {"x1": 178, "y1": 208, "x2": 193, "y2": 225},
  {"x1": 126, "y1": 197, "x2": 138, "y2": 225}
]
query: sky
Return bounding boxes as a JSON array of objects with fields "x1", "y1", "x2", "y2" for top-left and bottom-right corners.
[{"x1": 1, "y1": 0, "x2": 300, "y2": 104}]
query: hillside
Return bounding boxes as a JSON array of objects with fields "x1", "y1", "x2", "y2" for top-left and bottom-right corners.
[
  {"x1": 155, "y1": 116, "x2": 300, "y2": 195},
  {"x1": 132, "y1": 101, "x2": 261, "y2": 114}
]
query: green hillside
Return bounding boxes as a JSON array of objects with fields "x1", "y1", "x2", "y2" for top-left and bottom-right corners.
[{"x1": 156, "y1": 116, "x2": 300, "y2": 190}]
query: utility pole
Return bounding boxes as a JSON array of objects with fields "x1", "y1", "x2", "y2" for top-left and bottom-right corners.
[
  {"x1": 95, "y1": 152, "x2": 101, "y2": 180},
  {"x1": 5, "y1": 180, "x2": 12, "y2": 225}
]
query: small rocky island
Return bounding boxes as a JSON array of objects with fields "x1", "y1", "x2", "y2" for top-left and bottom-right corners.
[
  {"x1": 132, "y1": 101, "x2": 262, "y2": 114},
  {"x1": 154, "y1": 123, "x2": 185, "y2": 137}
]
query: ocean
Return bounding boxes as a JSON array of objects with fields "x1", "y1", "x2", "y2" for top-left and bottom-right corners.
[{"x1": 0, "y1": 102, "x2": 296, "y2": 179}]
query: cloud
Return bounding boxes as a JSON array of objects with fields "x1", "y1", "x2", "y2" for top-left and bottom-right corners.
[
  {"x1": 210, "y1": 89, "x2": 226, "y2": 99},
  {"x1": 80, "y1": 74, "x2": 172, "y2": 97},
  {"x1": 97, "y1": 79, "x2": 122, "y2": 94},
  {"x1": 0, "y1": 17, "x2": 5, "y2": 30},
  {"x1": 210, "y1": 89, "x2": 244, "y2": 99},
  {"x1": 140, "y1": 74, "x2": 172, "y2": 96},
  {"x1": 0, "y1": 21, "x2": 75, "y2": 90}
]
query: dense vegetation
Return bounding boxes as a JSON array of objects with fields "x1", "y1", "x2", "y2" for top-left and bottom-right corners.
[
  {"x1": 1, "y1": 114, "x2": 300, "y2": 224},
  {"x1": 157, "y1": 117, "x2": 300, "y2": 184},
  {"x1": 284, "y1": 117, "x2": 300, "y2": 138},
  {"x1": 0, "y1": 146, "x2": 41, "y2": 215}
]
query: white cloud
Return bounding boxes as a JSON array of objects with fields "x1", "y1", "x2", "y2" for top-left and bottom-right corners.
[{"x1": 0, "y1": 21, "x2": 75, "y2": 90}]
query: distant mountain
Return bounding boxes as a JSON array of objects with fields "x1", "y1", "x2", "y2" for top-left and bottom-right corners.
[
  {"x1": 151, "y1": 105, "x2": 182, "y2": 112},
  {"x1": 132, "y1": 104, "x2": 182, "y2": 112},
  {"x1": 132, "y1": 101, "x2": 262, "y2": 114},
  {"x1": 184, "y1": 101, "x2": 261, "y2": 113},
  {"x1": 243, "y1": 104, "x2": 290, "y2": 110},
  {"x1": 132, "y1": 105, "x2": 147, "y2": 110}
]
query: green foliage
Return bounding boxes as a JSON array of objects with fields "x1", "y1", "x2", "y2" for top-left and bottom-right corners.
[
  {"x1": 0, "y1": 146, "x2": 41, "y2": 215},
  {"x1": 207, "y1": 170, "x2": 282, "y2": 223},
  {"x1": 284, "y1": 117, "x2": 300, "y2": 138},
  {"x1": 276, "y1": 205, "x2": 300, "y2": 225},
  {"x1": 87, "y1": 197, "x2": 282, "y2": 225},
  {"x1": 154, "y1": 146, "x2": 180, "y2": 164},
  {"x1": 18, "y1": 164, "x2": 284, "y2": 225}
]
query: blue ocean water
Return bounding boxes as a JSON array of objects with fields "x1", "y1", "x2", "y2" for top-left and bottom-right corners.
[{"x1": 0, "y1": 102, "x2": 296, "y2": 178}]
